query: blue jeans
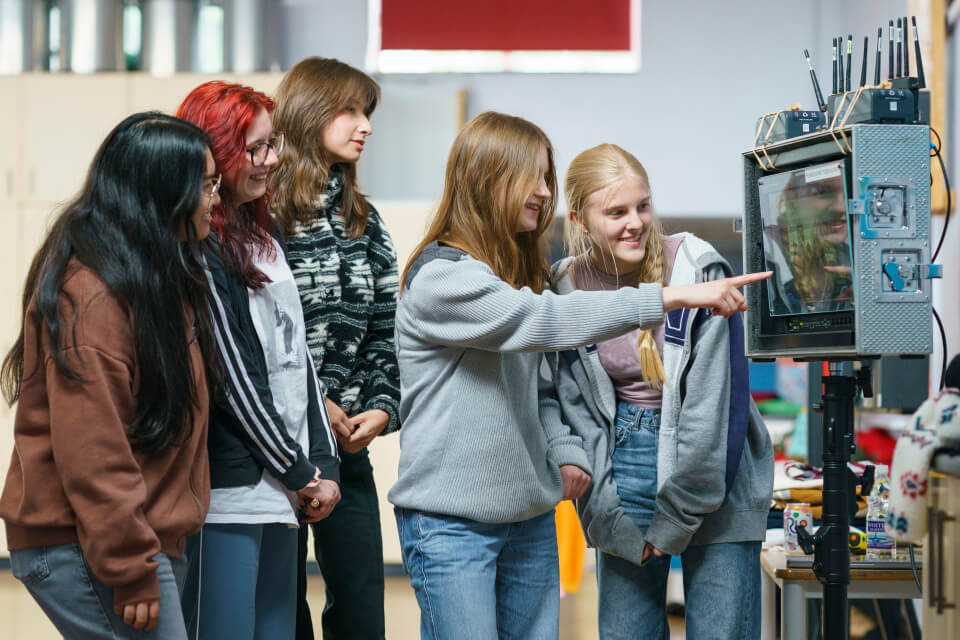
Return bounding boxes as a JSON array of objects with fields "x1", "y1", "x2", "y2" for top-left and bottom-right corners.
[
  {"x1": 598, "y1": 402, "x2": 761, "y2": 640},
  {"x1": 10, "y1": 543, "x2": 187, "y2": 639},
  {"x1": 181, "y1": 523, "x2": 297, "y2": 640},
  {"x1": 395, "y1": 507, "x2": 559, "y2": 640}
]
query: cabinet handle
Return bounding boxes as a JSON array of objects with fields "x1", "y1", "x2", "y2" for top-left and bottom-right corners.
[
  {"x1": 937, "y1": 509, "x2": 956, "y2": 614},
  {"x1": 928, "y1": 506, "x2": 938, "y2": 607}
]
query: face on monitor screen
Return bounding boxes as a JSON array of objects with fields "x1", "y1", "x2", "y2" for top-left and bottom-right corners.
[{"x1": 758, "y1": 161, "x2": 854, "y2": 316}]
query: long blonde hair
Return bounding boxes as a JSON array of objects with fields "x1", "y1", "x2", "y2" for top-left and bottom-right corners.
[
  {"x1": 401, "y1": 112, "x2": 556, "y2": 293},
  {"x1": 270, "y1": 57, "x2": 380, "y2": 239},
  {"x1": 564, "y1": 143, "x2": 667, "y2": 388}
]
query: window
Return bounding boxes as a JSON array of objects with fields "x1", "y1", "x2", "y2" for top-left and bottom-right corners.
[{"x1": 122, "y1": 2, "x2": 142, "y2": 70}]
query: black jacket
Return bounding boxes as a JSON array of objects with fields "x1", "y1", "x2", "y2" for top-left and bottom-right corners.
[{"x1": 203, "y1": 224, "x2": 340, "y2": 490}]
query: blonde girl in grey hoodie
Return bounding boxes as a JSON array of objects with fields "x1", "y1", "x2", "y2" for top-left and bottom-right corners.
[{"x1": 552, "y1": 144, "x2": 774, "y2": 640}]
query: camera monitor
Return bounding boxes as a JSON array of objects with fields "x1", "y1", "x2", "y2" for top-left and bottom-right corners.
[
  {"x1": 742, "y1": 124, "x2": 934, "y2": 360},
  {"x1": 758, "y1": 160, "x2": 854, "y2": 319}
]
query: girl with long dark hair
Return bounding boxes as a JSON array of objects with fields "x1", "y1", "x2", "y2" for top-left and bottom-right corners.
[
  {"x1": 0, "y1": 111, "x2": 223, "y2": 638},
  {"x1": 271, "y1": 57, "x2": 398, "y2": 640},
  {"x1": 176, "y1": 82, "x2": 340, "y2": 640}
]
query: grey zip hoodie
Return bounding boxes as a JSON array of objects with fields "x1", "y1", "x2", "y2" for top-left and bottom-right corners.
[{"x1": 551, "y1": 233, "x2": 774, "y2": 564}]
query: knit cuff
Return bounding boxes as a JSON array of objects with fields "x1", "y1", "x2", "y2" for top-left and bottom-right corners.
[
  {"x1": 548, "y1": 442, "x2": 591, "y2": 475},
  {"x1": 634, "y1": 283, "x2": 665, "y2": 330},
  {"x1": 644, "y1": 509, "x2": 695, "y2": 557},
  {"x1": 366, "y1": 395, "x2": 400, "y2": 434}
]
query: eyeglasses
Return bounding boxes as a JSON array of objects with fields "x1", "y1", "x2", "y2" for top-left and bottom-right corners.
[
  {"x1": 204, "y1": 173, "x2": 221, "y2": 214},
  {"x1": 247, "y1": 133, "x2": 285, "y2": 167},
  {"x1": 206, "y1": 173, "x2": 222, "y2": 201}
]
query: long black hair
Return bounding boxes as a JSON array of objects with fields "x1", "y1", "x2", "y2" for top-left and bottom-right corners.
[{"x1": 1, "y1": 111, "x2": 223, "y2": 454}]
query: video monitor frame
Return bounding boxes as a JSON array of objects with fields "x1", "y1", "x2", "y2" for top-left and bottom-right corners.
[{"x1": 757, "y1": 160, "x2": 855, "y2": 318}]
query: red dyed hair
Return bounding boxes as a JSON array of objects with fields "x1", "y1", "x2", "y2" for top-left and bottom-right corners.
[{"x1": 177, "y1": 81, "x2": 276, "y2": 288}]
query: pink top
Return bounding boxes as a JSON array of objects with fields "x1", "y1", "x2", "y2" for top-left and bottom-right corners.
[{"x1": 570, "y1": 235, "x2": 684, "y2": 408}]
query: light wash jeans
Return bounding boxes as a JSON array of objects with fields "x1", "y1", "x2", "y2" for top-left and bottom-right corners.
[
  {"x1": 11, "y1": 543, "x2": 187, "y2": 639},
  {"x1": 181, "y1": 523, "x2": 297, "y2": 640},
  {"x1": 395, "y1": 507, "x2": 560, "y2": 640},
  {"x1": 597, "y1": 402, "x2": 761, "y2": 640}
]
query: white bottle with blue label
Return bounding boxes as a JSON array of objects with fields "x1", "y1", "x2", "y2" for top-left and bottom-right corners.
[{"x1": 866, "y1": 464, "x2": 896, "y2": 560}]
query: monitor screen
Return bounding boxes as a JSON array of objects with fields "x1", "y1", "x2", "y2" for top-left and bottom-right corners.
[{"x1": 757, "y1": 160, "x2": 854, "y2": 316}]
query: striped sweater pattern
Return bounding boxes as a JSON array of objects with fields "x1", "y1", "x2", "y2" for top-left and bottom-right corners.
[{"x1": 284, "y1": 169, "x2": 402, "y2": 432}]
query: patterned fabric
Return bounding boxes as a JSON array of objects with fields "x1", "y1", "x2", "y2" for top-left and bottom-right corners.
[
  {"x1": 888, "y1": 388, "x2": 960, "y2": 542},
  {"x1": 284, "y1": 168, "x2": 401, "y2": 433}
]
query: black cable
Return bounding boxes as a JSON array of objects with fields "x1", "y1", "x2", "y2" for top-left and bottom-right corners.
[
  {"x1": 932, "y1": 142, "x2": 951, "y2": 262},
  {"x1": 931, "y1": 126, "x2": 942, "y2": 156},
  {"x1": 909, "y1": 543, "x2": 922, "y2": 592},
  {"x1": 933, "y1": 307, "x2": 947, "y2": 390}
]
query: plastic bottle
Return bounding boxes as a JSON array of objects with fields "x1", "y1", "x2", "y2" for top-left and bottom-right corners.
[{"x1": 866, "y1": 463, "x2": 896, "y2": 559}]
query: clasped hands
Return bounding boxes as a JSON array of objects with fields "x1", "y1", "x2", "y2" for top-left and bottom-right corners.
[{"x1": 325, "y1": 398, "x2": 389, "y2": 453}]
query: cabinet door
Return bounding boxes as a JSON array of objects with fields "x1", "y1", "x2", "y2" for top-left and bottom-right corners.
[
  {"x1": 20, "y1": 73, "x2": 129, "y2": 205},
  {"x1": 0, "y1": 76, "x2": 20, "y2": 202},
  {"x1": 924, "y1": 472, "x2": 960, "y2": 636},
  {"x1": 128, "y1": 73, "x2": 220, "y2": 115},
  {"x1": 230, "y1": 72, "x2": 285, "y2": 96}
]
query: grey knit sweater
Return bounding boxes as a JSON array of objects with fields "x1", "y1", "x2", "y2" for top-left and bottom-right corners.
[{"x1": 388, "y1": 243, "x2": 665, "y2": 523}]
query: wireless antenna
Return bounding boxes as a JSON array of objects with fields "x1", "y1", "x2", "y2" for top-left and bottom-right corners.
[
  {"x1": 804, "y1": 49, "x2": 828, "y2": 112},
  {"x1": 888, "y1": 20, "x2": 894, "y2": 80},
  {"x1": 860, "y1": 36, "x2": 868, "y2": 87},
  {"x1": 838, "y1": 35, "x2": 845, "y2": 92},
  {"x1": 903, "y1": 15, "x2": 910, "y2": 76},
  {"x1": 896, "y1": 18, "x2": 903, "y2": 77},
  {"x1": 912, "y1": 16, "x2": 926, "y2": 88},
  {"x1": 875, "y1": 27, "x2": 882, "y2": 85},
  {"x1": 846, "y1": 36, "x2": 853, "y2": 90},
  {"x1": 832, "y1": 38, "x2": 838, "y2": 94}
]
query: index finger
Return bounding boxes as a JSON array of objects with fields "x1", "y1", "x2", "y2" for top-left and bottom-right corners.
[{"x1": 726, "y1": 271, "x2": 772, "y2": 287}]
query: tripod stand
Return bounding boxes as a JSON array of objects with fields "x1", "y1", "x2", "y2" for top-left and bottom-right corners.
[{"x1": 796, "y1": 362, "x2": 874, "y2": 640}]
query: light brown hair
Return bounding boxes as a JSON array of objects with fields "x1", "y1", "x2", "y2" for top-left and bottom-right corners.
[
  {"x1": 401, "y1": 112, "x2": 556, "y2": 293},
  {"x1": 564, "y1": 143, "x2": 667, "y2": 388},
  {"x1": 270, "y1": 57, "x2": 380, "y2": 238}
]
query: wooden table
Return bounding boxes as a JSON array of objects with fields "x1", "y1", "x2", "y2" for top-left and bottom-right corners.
[{"x1": 760, "y1": 548, "x2": 922, "y2": 639}]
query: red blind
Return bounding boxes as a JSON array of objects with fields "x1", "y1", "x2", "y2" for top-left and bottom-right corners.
[{"x1": 380, "y1": 0, "x2": 632, "y2": 51}]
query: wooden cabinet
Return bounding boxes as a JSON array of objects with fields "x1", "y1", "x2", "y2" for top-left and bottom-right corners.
[{"x1": 924, "y1": 470, "x2": 960, "y2": 637}]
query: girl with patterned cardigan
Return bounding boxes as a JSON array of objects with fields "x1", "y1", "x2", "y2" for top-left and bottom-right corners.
[{"x1": 271, "y1": 58, "x2": 400, "y2": 640}]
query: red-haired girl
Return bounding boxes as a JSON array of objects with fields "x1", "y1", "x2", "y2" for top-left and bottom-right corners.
[{"x1": 176, "y1": 82, "x2": 340, "y2": 640}]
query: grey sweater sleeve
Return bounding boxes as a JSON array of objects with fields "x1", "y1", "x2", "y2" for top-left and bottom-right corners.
[
  {"x1": 645, "y1": 264, "x2": 733, "y2": 556},
  {"x1": 403, "y1": 257, "x2": 664, "y2": 352},
  {"x1": 538, "y1": 354, "x2": 591, "y2": 473}
]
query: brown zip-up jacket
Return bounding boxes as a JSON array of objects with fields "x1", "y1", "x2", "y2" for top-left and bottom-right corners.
[{"x1": 0, "y1": 262, "x2": 210, "y2": 610}]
